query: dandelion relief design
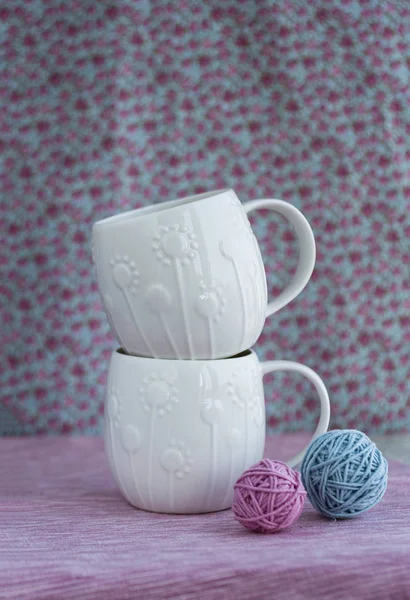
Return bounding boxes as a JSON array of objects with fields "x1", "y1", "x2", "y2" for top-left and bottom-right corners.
[
  {"x1": 145, "y1": 283, "x2": 179, "y2": 357},
  {"x1": 195, "y1": 280, "x2": 226, "y2": 358},
  {"x1": 220, "y1": 239, "x2": 249, "y2": 349},
  {"x1": 222, "y1": 427, "x2": 244, "y2": 508},
  {"x1": 227, "y1": 373, "x2": 250, "y2": 473},
  {"x1": 247, "y1": 369, "x2": 265, "y2": 455},
  {"x1": 112, "y1": 255, "x2": 140, "y2": 294},
  {"x1": 228, "y1": 196, "x2": 249, "y2": 234},
  {"x1": 120, "y1": 424, "x2": 146, "y2": 509},
  {"x1": 245, "y1": 261, "x2": 264, "y2": 338},
  {"x1": 160, "y1": 440, "x2": 193, "y2": 512},
  {"x1": 227, "y1": 368, "x2": 264, "y2": 473},
  {"x1": 105, "y1": 388, "x2": 133, "y2": 505},
  {"x1": 199, "y1": 366, "x2": 224, "y2": 510},
  {"x1": 139, "y1": 371, "x2": 179, "y2": 509},
  {"x1": 152, "y1": 224, "x2": 199, "y2": 356},
  {"x1": 106, "y1": 387, "x2": 121, "y2": 428},
  {"x1": 229, "y1": 196, "x2": 259, "y2": 250},
  {"x1": 223, "y1": 199, "x2": 264, "y2": 347},
  {"x1": 110, "y1": 254, "x2": 155, "y2": 356},
  {"x1": 231, "y1": 196, "x2": 261, "y2": 255}
]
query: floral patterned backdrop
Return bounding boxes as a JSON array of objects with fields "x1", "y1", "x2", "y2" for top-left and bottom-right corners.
[{"x1": 1, "y1": 0, "x2": 410, "y2": 435}]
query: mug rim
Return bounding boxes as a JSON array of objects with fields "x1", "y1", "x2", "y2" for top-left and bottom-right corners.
[
  {"x1": 93, "y1": 188, "x2": 232, "y2": 229},
  {"x1": 115, "y1": 347, "x2": 255, "y2": 363}
]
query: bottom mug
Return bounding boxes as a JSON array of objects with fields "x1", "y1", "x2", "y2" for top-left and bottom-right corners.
[{"x1": 104, "y1": 348, "x2": 330, "y2": 514}]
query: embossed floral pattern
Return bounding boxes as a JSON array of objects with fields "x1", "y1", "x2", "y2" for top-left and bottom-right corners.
[
  {"x1": 107, "y1": 254, "x2": 154, "y2": 355},
  {"x1": 142, "y1": 370, "x2": 179, "y2": 509},
  {"x1": 152, "y1": 225, "x2": 199, "y2": 266},
  {"x1": 200, "y1": 396, "x2": 224, "y2": 425},
  {"x1": 110, "y1": 255, "x2": 140, "y2": 295},
  {"x1": 160, "y1": 440, "x2": 193, "y2": 479},
  {"x1": 253, "y1": 403, "x2": 265, "y2": 429},
  {"x1": 120, "y1": 425, "x2": 142, "y2": 454},
  {"x1": 139, "y1": 372, "x2": 179, "y2": 418},
  {"x1": 195, "y1": 281, "x2": 226, "y2": 323},
  {"x1": 228, "y1": 196, "x2": 254, "y2": 240},
  {"x1": 151, "y1": 224, "x2": 199, "y2": 356},
  {"x1": 227, "y1": 427, "x2": 243, "y2": 448},
  {"x1": 106, "y1": 388, "x2": 121, "y2": 428},
  {"x1": 228, "y1": 369, "x2": 265, "y2": 429},
  {"x1": 145, "y1": 284, "x2": 172, "y2": 314},
  {"x1": 227, "y1": 368, "x2": 264, "y2": 472},
  {"x1": 144, "y1": 283, "x2": 180, "y2": 356}
]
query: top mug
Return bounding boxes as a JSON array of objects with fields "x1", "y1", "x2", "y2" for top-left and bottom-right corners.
[{"x1": 92, "y1": 189, "x2": 315, "y2": 359}]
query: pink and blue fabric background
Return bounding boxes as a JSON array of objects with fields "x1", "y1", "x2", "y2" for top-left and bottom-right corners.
[{"x1": 1, "y1": 0, "x2": 409, "y2": 435}]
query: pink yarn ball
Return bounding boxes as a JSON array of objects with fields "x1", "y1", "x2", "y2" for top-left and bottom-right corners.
[{"x1": 232, "y1": 459, "x2": 307, "y2": 533}]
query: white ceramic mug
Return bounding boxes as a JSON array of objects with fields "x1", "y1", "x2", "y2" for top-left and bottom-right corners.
[
  {"x1": 93, "y1": 189, "x2": 316, "y2": 359},
  {"x1": 105, "y1": 348, "x2": 330, "y2": 514}
]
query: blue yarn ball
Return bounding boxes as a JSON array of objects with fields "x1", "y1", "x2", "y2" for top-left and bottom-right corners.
[{"x1": 301, "y1": 429, "x2": 388, "y2": 519}]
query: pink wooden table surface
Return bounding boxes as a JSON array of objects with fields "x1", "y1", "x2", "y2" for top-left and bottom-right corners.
[{"x1": 1, "y1": 435, "x2": 409, "y2": 600}]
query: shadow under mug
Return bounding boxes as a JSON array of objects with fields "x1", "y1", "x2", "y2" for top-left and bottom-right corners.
[
  {"x1": 105, "y1": 348, "x2": 330, "y2": 514},
  {"x1": 93, "y1": 189, "x2": 316, "y2": 360}
]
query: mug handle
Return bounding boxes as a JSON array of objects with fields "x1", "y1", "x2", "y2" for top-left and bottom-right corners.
[
  {"x1": 261, "y1": 360, "x2": 330, "y2": 467},
  {"x1": 243, "y1": 199, "x2": 316, "y2": 316}
]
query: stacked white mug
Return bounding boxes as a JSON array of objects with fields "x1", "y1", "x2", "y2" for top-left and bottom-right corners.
[{"x1": 92, "y1": 189, "x2": 330, "y2": 514}]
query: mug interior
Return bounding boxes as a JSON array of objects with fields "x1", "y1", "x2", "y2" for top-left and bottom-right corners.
[
  {"x1": 94, "y1": 189, "x2": 230, "y2": 227},
  {"x1": 116, "y1": 347, "x2": 252, "y2": 361}
]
